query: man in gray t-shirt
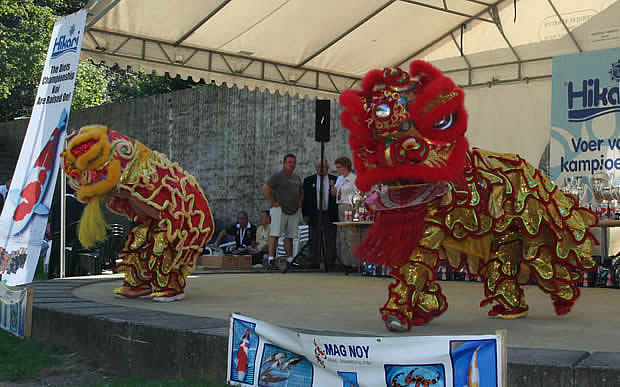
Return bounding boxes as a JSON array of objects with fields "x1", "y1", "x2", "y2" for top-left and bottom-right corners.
[{"x1": 262, "y1": 154, "x2": 303, "y2": 271}]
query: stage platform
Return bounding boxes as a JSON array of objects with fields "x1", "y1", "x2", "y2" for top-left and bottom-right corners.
[{"x1": 30, "y1": 272, "x2": 620, "y2": 386}]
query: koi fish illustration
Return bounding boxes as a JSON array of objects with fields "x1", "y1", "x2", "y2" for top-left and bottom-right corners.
[
  {"x1": 260, "y1": 352, "x2": 286, "y2": 377},
  {"x1": 466, "y1": 346, "x2": 481, "y2": 387},
  {"x1": 10, "y1": 110, "x2": 67, "y2": 235},
  {"x1": 279, "y1": 356, "x2": 302, "y2": 371},
  {"x1": 314, "y1": 339, "x2": 327, "y2": 368},
  {"x1": 260, "y1": 373, "x2": 288, "y2": 384},
  {"x1": 235, "y1": 328, "x2": 250, "y2": 381},
  {"x1": 391, "y1": 368, "x2": 440, "y2": 387}
]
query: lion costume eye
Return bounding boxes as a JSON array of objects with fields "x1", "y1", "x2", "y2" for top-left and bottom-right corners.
[{"x1": 432, "y1": 113, "x2": 455, "y2": 130}]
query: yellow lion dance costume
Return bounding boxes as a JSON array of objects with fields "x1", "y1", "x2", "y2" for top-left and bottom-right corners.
[
  {"x1": 62, "y1": 125, "x2": 214, "y2": 301},
  {"x1": 339, "y1": 61, "x2": 598, "y2": 331}
]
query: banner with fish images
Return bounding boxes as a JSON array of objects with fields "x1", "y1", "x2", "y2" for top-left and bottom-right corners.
[
  {"x1": 0, "y1": 283, "x2": 33, "y2": 338},
  {"x1": 227, "y1": 314, "x2": 505, "y2": 387},
  {"x1": 0, "y1": 9, "x2": 86, "y2": 285}
]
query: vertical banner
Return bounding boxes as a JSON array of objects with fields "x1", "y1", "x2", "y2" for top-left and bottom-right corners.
[
  {"x1": 0, "y1": 9, "x2": 87, "y2": 285},
  {"x1": 227, "y1": 314, "x2": 505, "y2": 387},
  {"x1": 0, "y1": 283, "x2": 33, "y2": 338},
  {"x1": 550, "y1": 47, "x2": 620, "y2": 203}
]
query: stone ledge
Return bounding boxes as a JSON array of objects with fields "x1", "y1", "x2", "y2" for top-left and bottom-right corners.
[
  {"x1": 507, "y1": 347, "x2": 588, "y2": 387},
  {"x1": 575, "y1": 352, "x2": 620, "y2": 387},
  {"x1": 27, "y1": 279, "x2": 620, "y2": 385},
  {"x1": 32, "y1": 306, "x2": 229, "y2": 381}
]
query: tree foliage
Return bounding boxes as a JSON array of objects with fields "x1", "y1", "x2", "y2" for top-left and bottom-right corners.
[
  {"x1": 35, "y1": 0, "x2": 86, "y2": 16},
  {"x1": 0, "y1": 0, "x2": 203, "y2": 122},
  {"x1": 0, "y1": 0, "x2": 56, "y2": 100},
  {"x1": 71, "y1": 61, "x2": 108, "y2": 110}
]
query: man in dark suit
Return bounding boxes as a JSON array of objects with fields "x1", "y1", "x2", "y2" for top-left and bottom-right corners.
[{"x1": 302, "y1": 160, "x2": 338, "y2": 269}]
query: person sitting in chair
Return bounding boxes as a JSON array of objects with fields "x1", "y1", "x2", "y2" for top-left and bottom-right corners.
[
  {"x1": 213, "y1": 211, "x2": 257, "y2": 254},
  {"x1": 248, "y1": 210, "x2": 271, "y2": 268}
]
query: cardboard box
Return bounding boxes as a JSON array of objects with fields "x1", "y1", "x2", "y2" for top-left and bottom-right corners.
[{"x1": 197, "y1": 255, "x2": 252, "y2": 270}]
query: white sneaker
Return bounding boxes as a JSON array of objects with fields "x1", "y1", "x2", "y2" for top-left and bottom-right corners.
[
  {"x1": 152, "y1": 293, "x2": 185, "y2": 302},
  {"x1": 385, "y1": 315, "x2": 409, "y2": 332},
  {"x1": 252, "y1": 263, "x2": 264, "y2": 269}
]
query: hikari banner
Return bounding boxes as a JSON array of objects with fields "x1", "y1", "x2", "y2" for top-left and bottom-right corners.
[
  {"x1": 550, "y1": 47, "x2": 620, "y2": 203},
  {"x1": 0, "y1": 9, "x2": 86, "y2": 285}
]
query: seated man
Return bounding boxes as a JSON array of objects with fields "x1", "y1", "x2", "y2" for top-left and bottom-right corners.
[
  {"x1": 248, "y1": 210, "x2": 271, "y2": 268},
  {"x1": 213, "y1": 211, "x2": 257, "y2": 254}
]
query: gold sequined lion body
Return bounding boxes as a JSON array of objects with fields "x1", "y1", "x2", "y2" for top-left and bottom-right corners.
[
  {"x1": 339, "y1": 61, "x2": 597, "y2": 331},
  {"x1": 62, "y1": 125, "x2": 214, "y2": 301}
]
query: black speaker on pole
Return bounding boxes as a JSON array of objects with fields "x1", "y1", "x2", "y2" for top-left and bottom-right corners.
[{"x1": 315, "y1": 99, "x2": 330, "y2": 142}]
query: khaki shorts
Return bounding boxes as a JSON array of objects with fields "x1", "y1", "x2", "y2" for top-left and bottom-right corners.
[{"x1": 269, "y1": 207, "x2": 300, "y2": 239}]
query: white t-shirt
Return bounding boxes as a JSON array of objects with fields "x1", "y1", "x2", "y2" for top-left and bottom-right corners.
[{"x1": 334, "y1": 173, "x2": 357, "y2": 204}]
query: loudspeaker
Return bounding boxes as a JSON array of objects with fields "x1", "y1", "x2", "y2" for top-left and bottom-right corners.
[{"x1": 315, "y1": 99, "x2": 330, "y2": 142}]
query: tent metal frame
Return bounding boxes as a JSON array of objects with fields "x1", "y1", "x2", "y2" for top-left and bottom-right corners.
[
  {"x1": 83, "y1": 28, "x2": 361, "y2": 95},
  {"x1": 83, "y1": 0, "x2": 585, "y2": 92}
]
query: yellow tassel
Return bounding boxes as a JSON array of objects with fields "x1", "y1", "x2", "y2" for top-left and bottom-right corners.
[{"x1": 78, "y1": 196, "x2": 109, "y2": 248}]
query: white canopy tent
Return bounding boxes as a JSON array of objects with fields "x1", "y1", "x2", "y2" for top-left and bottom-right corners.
[
  {"x1": 81, "y1": 0, "x2": 620, "y2": 99},
  {"x1": 56, "y1": 1, "x2": 620, "y2": 277}
]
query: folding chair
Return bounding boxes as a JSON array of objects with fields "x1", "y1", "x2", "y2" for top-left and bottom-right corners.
[
  {"x1": 100, "y1": 223, "x2": 127, "y2": 270},
  {"x1": 219, "y1": 241, "x2": 237, "y2": 254}
]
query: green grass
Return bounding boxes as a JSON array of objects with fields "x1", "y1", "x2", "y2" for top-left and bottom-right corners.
[
  {"x1": 0, "y1": 329, "x2": 63, "y2": 380},
  {"x1": 94, "y1": 379, "x2": 229, "y2": 387},
  {"x1": 0, "y1": 327, "x2": 229, "y2": 386}
]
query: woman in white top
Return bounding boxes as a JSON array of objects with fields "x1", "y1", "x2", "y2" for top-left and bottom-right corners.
[{"x1": 331, "y1": 157, "x2": 358, "y2": 269}]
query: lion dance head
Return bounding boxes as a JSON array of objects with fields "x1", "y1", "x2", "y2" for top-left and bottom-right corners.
[
  {"x1": 339, "y1": 61, "x2": 470, "y2": 266},
  {"x1": 339, "y1": 60, "x2": 468, "y2": 193},
  {"x1": 62, "y1": 125, "x2": 136, "y2": 248}
]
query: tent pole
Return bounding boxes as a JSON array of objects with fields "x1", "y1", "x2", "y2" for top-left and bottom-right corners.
[{"x1": 60, "y1": 161, "x2": 66, "y2": 278}]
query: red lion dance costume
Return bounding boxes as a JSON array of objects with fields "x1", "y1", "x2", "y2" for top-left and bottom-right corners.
[
  {"x1": 339, "y1": 61, "x2": 598, "y2": 331},
  {"x1": 62, "y1": 125, "x2": 214, "y2": 301}
]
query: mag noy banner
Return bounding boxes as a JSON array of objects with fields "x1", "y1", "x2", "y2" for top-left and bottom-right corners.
[
  {"x1": 0, "y1": 9, "x2": 86, "y2": 285},
  {"x1": 550, "y1": 47, "x2": 620, "y2": 203},
  {"x1": 227, "y1": 314, "x2": 505, "y2": 387}
]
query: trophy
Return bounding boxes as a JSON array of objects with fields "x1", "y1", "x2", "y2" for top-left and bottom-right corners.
[
  {"x1": 591, "y1": 173, "x2": 609, "y2": 203},
  {"x1": 559, "y1": 175, "x2": 586, "y2": 202},
  {"x1": 351, "y1": 190, "x2": 364, "y2": 222},
  {"x1": 591, "y1": 172, "x2": 616, "y2": 219},
  {"x1": 571, "y1": 176, "x2": 586, "y2": 203}
]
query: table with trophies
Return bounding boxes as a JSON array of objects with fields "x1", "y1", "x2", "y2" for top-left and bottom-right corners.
[
  {"x1": 588, "y1": 173, "x2": 620, "y2": 264},
  {"x1": 333, "y1": 190, "x2": 385, "y2": 276},
  {"x1": 564, "y1": 173, "x2": 620, "y2": 287},
  {"x1": 332, "y1": 219, "x2": 375, "y2": 274}
]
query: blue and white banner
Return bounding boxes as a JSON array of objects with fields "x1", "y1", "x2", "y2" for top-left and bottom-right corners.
[
  {"x1": 227, "y1": 314, "x2": 505, "y2": 387},
  {"x1": 551, "y1": 47, "x2": 620, "y2": 202},
  {"x1": 0, "y1": 9, "x2": 86, "y2": 285},
  {"x1": 0, "y1": 283, "x2": 32, "y2": 338}
]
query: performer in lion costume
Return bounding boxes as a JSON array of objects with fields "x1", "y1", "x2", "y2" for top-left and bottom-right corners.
[
  {"x1": 339, "y1": 61, "x2": 598, "y2": 331},
  {"x1": 62, "y1": 125, "x2": 214, "y2": 301}
]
